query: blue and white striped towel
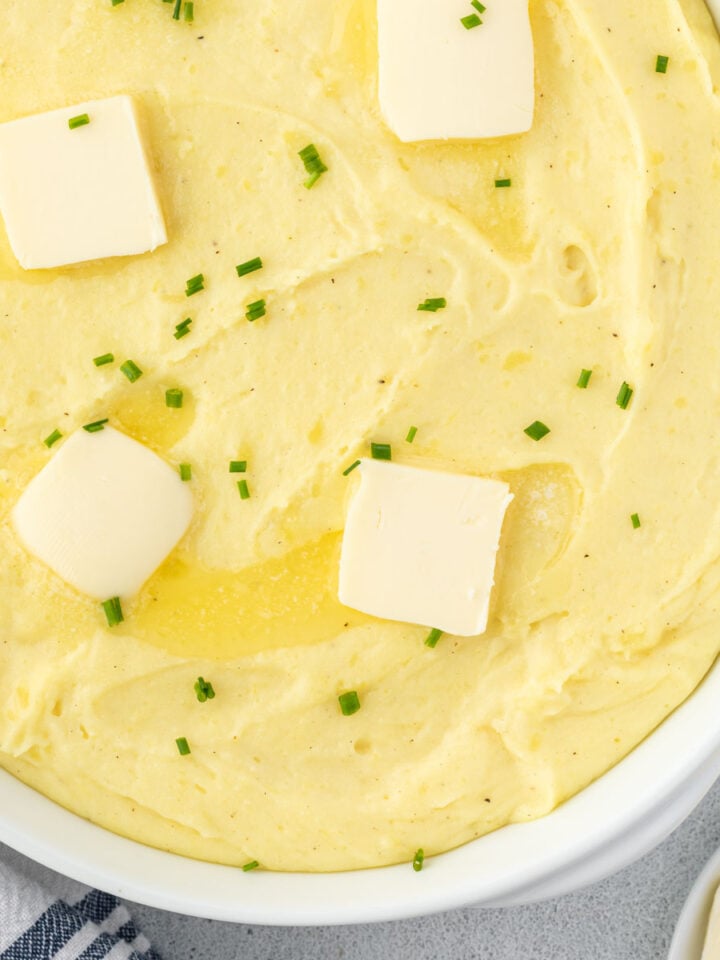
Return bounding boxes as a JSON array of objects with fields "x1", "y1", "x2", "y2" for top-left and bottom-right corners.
[{"x1": 0, "y1": 854, "x2": 161, "y2": 960}]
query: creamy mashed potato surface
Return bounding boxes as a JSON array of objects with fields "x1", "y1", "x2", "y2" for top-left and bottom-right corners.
[{"x1": 1, "y1": 0, "x2": 720, "y2": 871}]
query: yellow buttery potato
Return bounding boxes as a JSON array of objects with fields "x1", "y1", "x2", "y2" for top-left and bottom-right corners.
[{"x1": 0, "y1": 0, "x2": 719, "y2": 870}]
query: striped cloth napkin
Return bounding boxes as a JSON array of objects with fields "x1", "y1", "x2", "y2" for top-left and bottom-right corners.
[{"x1": 0, "y1": 853, "x2": 161, "y2": 960}]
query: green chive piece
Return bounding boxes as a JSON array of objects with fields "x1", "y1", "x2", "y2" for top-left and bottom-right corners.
[
  {"x1": 120, "y1": 360, "x2": 143, "y2": 383},
  {"x1": 413, "y1": 848, "x2": 425, "y2": 872},
  {"x1": 495, "y1": 178, "x2": 512, "y2": 188},
  {"x1": 44, "y1": 429, "x2": 63, "y2": 449},
  {"x1": 405, "y1": 426, "x2": 418, "y2": 444},
  {"x1": 83, "y1": 418, "x2": 109, "y2": 433},
  {"x1": 343, "y1": 459, "x2": 361, "y2": 477},
  {"x1": 246, "y1": 299, "x2": 266, "y2": 322},
  {"x1": 68, "y1": 114, "x2": 90, "y2": 130},
  {"x1": 242, "y1": 860, "x2": 260, "y2": 872},
  {"x1": 631, "y1": 513, "x2": 641, "y2": 529},
  {"x1": 172, "y1": 0, "x2": 182, "y2": 20},
  {"x1": 194, "y1": 676, "x2": 216, "y2": 702},
  {"x1": 174, "y1": 318, "x2": 193, "y2": 339},
  {"x1": 616, "y1": 382, "x2": 634, "y2": 410},
  {"x1": 577, "y1": 369, "x2": 593, "y2": 389},
  {"x1": 183, "y1": 1, "x2": 194, "y2": 21},
  {"x1": 471, "y1": 0, "x2": 486, "y2": 11},
  {"x1": 185, "y1": 273, "x2": 205, "y2": 297},
  {"x1": 656, "y1": 54, "x2": 669, "y2": 74},
  {"x1": 524, "y1": 420, "x2": 550, "y2": 441},
  {"x1": 237, "y1": 479, "x2": 251, "y2": 500},
  {"x1": 461, "y1": 13, "x2": 482, "y2": 28},
  {"x1": 111, "y1": 0, "x2": 125, "y2": 5},
  {"x1": 425, "y1": 628, "x2": 443, "y2": 649},
  {"x1": 102, "y1": 597, "x2": 124, "y2": 627},
  {"x1": 165, "y1": 388, "x2": 184, "y2": 409},
  {"x1": 229, "y1": 460, "x2": 247, "y2": 473},
  {"x1": 417, "y1": 297, "x2": 447, "y2": 312},
  {"x1": 298, "y1": 143, "x2": 328, "y2": 189},
  {"x1": 338, "y1": 691, "x2": 361, "y2": 716},
  {"x1": 93, "y1": 353, "x2": 115, "y2": 367},
  {"x1": 179, "y1": 463, "x2": 192, "y2": 481},
  {"x1": 176, "y1": 736, "x2": 191, "y2": 756},
  {"x1": 371, "y1": 442, "x2": 392, "y2": 461},
  {"x1": 236, "y1": 257, "x2": 263, "y2": 278}
]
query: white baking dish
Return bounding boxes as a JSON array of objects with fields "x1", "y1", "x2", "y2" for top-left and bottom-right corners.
[
  {"x1": 1, "y1": 652, "x2": 720, "y2": 925},
  {"x1": 1, "y1": 0, "x2": 719, "y2": 927}
]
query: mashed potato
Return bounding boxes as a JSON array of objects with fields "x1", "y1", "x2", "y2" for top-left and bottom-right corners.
[{"x1": 1, "y1": 0, "x2": 720, "y2": 871}]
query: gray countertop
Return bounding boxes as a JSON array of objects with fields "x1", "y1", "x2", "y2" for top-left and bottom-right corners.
[{"x1": 5, "y1": 779, "x2": 720, "y2": 960}]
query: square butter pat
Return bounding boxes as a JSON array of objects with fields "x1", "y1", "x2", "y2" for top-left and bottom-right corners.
[
  {"x1": 339, "y1": 459, "x2": 512, "y2": 636},
  {"x1": 12, "y1": 427, "x2": 193, "y2": 599},
  {"x1": 0, "y1": 95, "x2": 167, "y2": 269},
  {"x1": 378, "y1": 0, "x2": 534, "y2": 142}
]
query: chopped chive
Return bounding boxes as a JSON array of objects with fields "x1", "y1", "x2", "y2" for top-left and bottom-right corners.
[
  {"x1": 471, "y1": 0, "x2": 486, "y2": 11},
  {"x1": 179, "y1": 463, "x2": 192, "y2": 481},
  {"x1": 185, "y1": 273, "x2": 205, "y2": 296},
  {"x1": 616, "y1": 382, "x2": 633, "y2": 410},
  {"x1": 461, "y1": 13, "x2": 482, "y2": 28},
  {"x1": 495, "y1": 178, "x2": 512, "y2": 188},
  {"x1": 120, "y1": 359, "x2": 143, "y2": 383},
  {"x1": 172, "y1": 0, "x2": 182, "y2": 19},
  {"x1": 44, "y1": 429, "x2": 63, "y2": 449},
  {"x1": 175, "y1": 736, "x2": 191, "y2": 756},
  {"x1": 343, "y1": 459, "x2": 361, "y2": 477},
  {"x1": 245, "y1": 299, "x2": 266, "y2": 322},
  {"x1": 166, "y1": 388, "x2": 184, "y2": 408},
  {"x1": 631, "y1": 513, "x2": 641, "y2": 529},
  {"x1": 111, "y1": 0, "x2": 125, "y2": 5},
  {"x1": 370, "y1": 442, "x2": 392, "y2": 461},
  {"x1": 229, "y1": 460, "x2": 247, "y2": 473},
  {"x1": 237, "y1": 479, "x2": 251, "y2": 499},
  {"x1": 405, "y1": 426, "x2": 418, "y2": 444},
  {"x1": 524, "y1": 420, "x2": 550, "y2": 441},
  {"x1": 577, "y1": 368, "x2": 593, "y2": 389},
  {"x1": 656, "y1": 54, "x2": 669, "y2": 74},
  {"x1": 338, "y1": 691, "x2": 361, "y2": 716},
  {"x1": 68, "y1": 114, "x2": 90, "y2": 130},
  {"x1": 174, "y1": 318, "x2": 193, "y2": 339},
  {"x1": 236, "y1": 257, "x2": 263, "y2": 278},
  {"x1": 417, "y1": 297, "x2": 447, "y2": 312},
  {"x1": 183, "y1": 1, "x2": 194, "y2": 21},
  {"x1": 83, "y1": 418, "x2": 109, "y2": 433},
  {"x1": 102, "y1": 596, "x2": 124, "y2": 627},
  {"x1": 194, "y1": 676, "x2": 216, "y2": 702},
  {"x1": 413, "y1": 848, "x2": 425, "y2": 872},
  {"x1": 298, "y1": 143, "x2": 328, "y2": 189},
  {"x1": 93, "y1": 353, "x2": 115, "y2": 367},
  {"x1": 425, "y1": 628, "x2": 443, "y2": 649},
  {"x1": 242, "y1": 860, "x2": 260, "y2": 872}
]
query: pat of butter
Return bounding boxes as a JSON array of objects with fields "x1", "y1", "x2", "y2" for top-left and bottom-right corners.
[
  {"x1": 12, "y1": 427, "x2": 193, "y2": 599},
  {"x1": 377, "y1": 0, "x2": 534, "y2": 142},
  {"x1": 339, "y1": 459, "x2": 512, "y2": 636},
  {"x1": 0, "y1": 95, "x2": 167, "y2": 269},
  {"x1": 702, "y1": 886, "x2": 720, "y2": 960}
]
